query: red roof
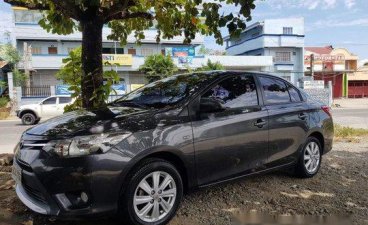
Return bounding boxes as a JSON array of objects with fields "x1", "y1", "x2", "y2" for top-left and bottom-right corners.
[{"x1": 305, "y1": 46, "x2": 333, "y2": 55}]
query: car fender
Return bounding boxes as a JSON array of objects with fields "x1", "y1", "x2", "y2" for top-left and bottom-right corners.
[
  {"x1": 117, "y1": 145, "x2": 196, "y2": 195},
  {"x1": 19, "y1": 108, "x2": 40, "y2": 119}
]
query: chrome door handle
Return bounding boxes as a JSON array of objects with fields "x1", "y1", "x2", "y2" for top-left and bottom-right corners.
[
  {"x1": 298, "y1": 113, "x2": 307, "y2": 120},
  {"x1": 254, "y1": 119, "x2": 267, "y2": 128}
]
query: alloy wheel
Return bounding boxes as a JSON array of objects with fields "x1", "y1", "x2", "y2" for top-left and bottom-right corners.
[
  {"x1": 304, "y1": 141, "x2": 320, "y2": 174},
  {"x1": 133, "y1": 171, "x2": 177, "y2": 223}
]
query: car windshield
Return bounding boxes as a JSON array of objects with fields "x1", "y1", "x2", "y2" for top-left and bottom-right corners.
[{"x1": 111, "y1": 73, "x2": 211, "y2": 108}]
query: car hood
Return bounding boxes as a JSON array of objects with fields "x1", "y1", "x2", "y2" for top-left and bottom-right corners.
[{"x1": 25, "y1": 106, "x2": 153, "y2": 138}]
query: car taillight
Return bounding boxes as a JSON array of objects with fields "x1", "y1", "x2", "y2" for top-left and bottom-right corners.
[{"x1": 321, "y1": 106, "x2": 332, "y2": 117}]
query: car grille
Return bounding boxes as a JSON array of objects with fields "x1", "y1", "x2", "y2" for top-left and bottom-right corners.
[{"x1": 20, "y1": 140, "x2": 49, "y2": 150}]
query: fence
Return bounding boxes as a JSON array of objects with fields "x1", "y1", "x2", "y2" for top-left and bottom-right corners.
[
  {"x1": 21, "y1": 85, "x2": 51, "y2": 97},
  {"x1": 301, "y1": 81, "x2": 333, "y2": 106}
]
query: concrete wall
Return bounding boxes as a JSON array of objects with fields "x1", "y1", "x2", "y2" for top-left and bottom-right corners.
[{"x1": 263, "y1": 18, "x2": 304, "y2": 35}]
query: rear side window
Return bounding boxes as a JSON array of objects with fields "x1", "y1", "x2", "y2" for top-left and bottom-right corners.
[
  {"x1": 202, "y1": 75, "x2": 258, "y2": 108},
  {"x1": 259, "y1": 76, "x2": 290, "y2": 104},
  {"x1": 42, "y1": 97, "x2": 56, "y2": 105},
  {"x1": 59, "y1": 97, "x2": 72, "y2": 104},
  {"x1": 287, "y1": 85, "x2": 302, "y2": 102}
]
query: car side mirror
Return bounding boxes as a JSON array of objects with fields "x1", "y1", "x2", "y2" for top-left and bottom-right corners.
[{"x1": 199, "y1": 97, "x2": 225, "y2": 113}]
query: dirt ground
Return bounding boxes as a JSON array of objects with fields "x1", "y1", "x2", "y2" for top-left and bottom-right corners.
[{"x1": 0, "y1": 138, "x2": 367, "y2": 225}]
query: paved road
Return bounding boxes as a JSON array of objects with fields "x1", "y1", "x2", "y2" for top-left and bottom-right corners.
[
  {"x1": 332, "y1": 108, "x2": 368, "y2": 129},
  {"x1": 0, "y1": 120, "x2": 32, "y2": 154}
]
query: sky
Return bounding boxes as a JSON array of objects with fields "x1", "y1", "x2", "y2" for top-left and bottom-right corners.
[{"x1": 1, "y1": 0, "x2": 367, "y2": 62}]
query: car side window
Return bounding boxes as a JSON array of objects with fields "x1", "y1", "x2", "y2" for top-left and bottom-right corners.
[
  {"x1": 287, "y1": 85, "x2": 302, "y2": 102},
  {"x1": 42, "y1": 97, "x2": 57, "y2": 105},
  {"x1": 59, "y1": 97, "x2": 72, "y2": 104},
  {"x1": 259, "y1": 76, "x2": 290, "y2": 104},
  {"x1": 202, "y1": 75, "x2": 258, "y2": 108}
]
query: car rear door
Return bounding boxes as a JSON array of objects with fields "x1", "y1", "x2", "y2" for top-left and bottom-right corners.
[
  {"x1": 57, "y1": 97, "x2": 72, "y2": 114},
  {"x1": 257, "y1": 75, "x2": 309, "y2": 167},
  {"x1": 190, "y1": 74, "x2": 269, "y2": 186},
  {"x1": 40, "y1": 97, "x2": 57, "y2": 117}
]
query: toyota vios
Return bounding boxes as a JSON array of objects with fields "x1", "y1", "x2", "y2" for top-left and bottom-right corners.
[{"x1": 12, "y1": 72, "x2": 333, "y2": 225}]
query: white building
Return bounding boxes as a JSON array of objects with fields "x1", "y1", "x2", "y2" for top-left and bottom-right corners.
[
  {"x1": 10, "y1": 7, "x2": 274, "y2": 93},
  {"x1": 224, "y1": 18, "x2": 305, "y2": 84}
]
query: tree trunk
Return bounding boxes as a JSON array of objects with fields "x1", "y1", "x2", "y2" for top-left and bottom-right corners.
[{"x1": 80, "y1": 18, "x2": 105, "y2": 110}]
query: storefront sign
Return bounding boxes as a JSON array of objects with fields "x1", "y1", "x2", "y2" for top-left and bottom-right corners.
[
  {"x1": 55, "y1": 85, "x2": 72, "y2": 95},
  {"x1": 56, "y1": 84, "x2": 126, "y2": 95},
  {"x1": 103, "y1": 54, "x2": 133, "y2": 66},
  {"x1": 131, "y1": 84, "x2": 144, "y2": 91},
  {"x1": 178, "y1": 56, "x2": 194, "y2": 64},
  {"x1": 303, "y1": 80, "x2": 325, "y2": 89},
  {"x1": 166, "y1": 47, "x2": 195, "y2": 57},
  {"x1": 304, "y1": 54, "x2": 345, "y2": 65},
  {"x1": 111, "y1": 84, "x2": 126, "y2": 95}
]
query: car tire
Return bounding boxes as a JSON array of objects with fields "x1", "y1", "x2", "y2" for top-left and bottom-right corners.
[
  {"x1": 21, "y1": 113, "x2": 36, "y2": 125},
  {"x1": 119, "y1": 158, "x2": 183, "y2": 225},
  {"x1": 34, "y1": 118, "x2": 41, "y2": 125},
  {"x1": 295, "y1": 137, "x2": 322, "y2": 178}
]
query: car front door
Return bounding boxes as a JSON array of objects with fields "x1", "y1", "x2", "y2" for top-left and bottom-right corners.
[
  {"x1": 190, "y1": 74, "x2": 269, "y2": 186},
  {"x1": 40, "y1": 97, "x2": 57, "y2": 117},
  {"x1": 257, "y1": 75, "x2": 309, "y2": 167}
]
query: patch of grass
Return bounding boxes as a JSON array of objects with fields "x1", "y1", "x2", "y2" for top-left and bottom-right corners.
[{"x1": 334, "y1": 124, "x2": 368, "y2": 140}]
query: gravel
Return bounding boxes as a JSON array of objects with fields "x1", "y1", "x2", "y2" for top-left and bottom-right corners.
[{"x1": 0, "y1": 138, "x2": 367, "y2": 225}]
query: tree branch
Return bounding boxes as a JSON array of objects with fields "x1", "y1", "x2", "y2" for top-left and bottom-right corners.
[
  {"x1": 49, "y1": 0, "x2": 82, "y2": 20},
  {"x1": 106, "y1": 11, "x2": 154, "y2": 22},
  {"x1": 4, "y1": 0, "x2": 50, "y2": 10}
]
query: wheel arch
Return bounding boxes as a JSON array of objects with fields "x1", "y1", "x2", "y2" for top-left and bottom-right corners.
[
  {"x1": 120, "y1": 146, "x2": 195, "y2": 197},
  {"x1": 308, "y1": 131, "x2": 325, "y2": 154},
  {"x1": 19, "y1": 109, "x2": 38, "y2": 118}
]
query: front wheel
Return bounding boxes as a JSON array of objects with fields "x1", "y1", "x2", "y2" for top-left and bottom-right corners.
[
  {"x1": 21, "y1": 113, "x2": 36, "y2": 125},
  {"x1": 119, "y1": 158, "x2": 183, "y2": 225},
  {"x1": 295, "y1": 137, "x2": 322, "y2": 178}
]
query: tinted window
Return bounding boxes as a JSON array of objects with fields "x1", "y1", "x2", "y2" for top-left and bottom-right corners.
[
  {"x1": 259, "y1": 76, "x2": 290, "y2": 104},
  {"x1": 42, "y1": 97, "x2": 56, "y2": 105},
  {"x1": 202, "y1": 75, "x2": 258, "y2": 108},
  {"x1": 288, "y1": 85, "x2": 302, "y2": 102},
  {"x1": 59, "y1": 97, "x2": 72, "y2": 104},
  {"x1": 112, "y1": 73, "x2": 212, "y2": 108}
]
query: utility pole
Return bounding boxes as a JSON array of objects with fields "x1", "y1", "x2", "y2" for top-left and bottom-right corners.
[{"x1": 310, "y1": 53, "x2": 315, "y2": 79}]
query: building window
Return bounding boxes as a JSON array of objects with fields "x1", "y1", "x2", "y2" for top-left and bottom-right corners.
[
  {"x1": 48, "y1": 47, "x2": 58, "y2": 55},
  {"x1": 251, "y1": 32, "x2": 260, "y2": 38},
  {"x1": 275, "y1": 52, "x2": 291, "y2": 62},
  {"x1": 14, "y1": 10, "x2": 43, "y2": 24},
  {"x1": 31, "y1": 47, "x2": 42, "y2": 55},
  {"x1": 128, "y1": 48, "x2": 136, "y2": 55},
  {"x1": 102, "y1": 48, "x2": 124, "y2": 54},
  {"x1": 283, "y1": 27, "x2": 293, "y2": 35},
  {"x1": 141, "y1": 48, "x2": 154, "y2": 56}
]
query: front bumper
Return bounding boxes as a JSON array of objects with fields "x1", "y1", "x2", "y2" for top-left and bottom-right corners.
[
  {"x1": 15, "y1": 183, "x2": 52, "y2": 215},
  {"x1": 13, "y1": 134, "x2": 133, "y2": 218}
]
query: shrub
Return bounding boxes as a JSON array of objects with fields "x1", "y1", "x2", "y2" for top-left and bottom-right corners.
[{"x1": 0, "y1": 97, "x2": 9, "y2": 108}]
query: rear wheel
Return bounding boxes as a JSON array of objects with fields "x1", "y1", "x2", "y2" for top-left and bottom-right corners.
[
  {"x1": 119, "y1": 158, "x2": 183, "y2": 225},
  {"x1": 295, "y1": 137, "x2": 322, "y2": 178},
  {"x1": 21, "y1": 113, "x2": 36, "y2": 125}
]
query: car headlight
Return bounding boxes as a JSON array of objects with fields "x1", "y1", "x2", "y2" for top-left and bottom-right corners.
[{"x1": 43, "y1": 133, "x2": 131, "y2": 157}]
